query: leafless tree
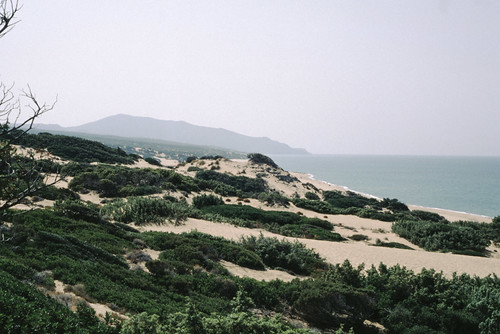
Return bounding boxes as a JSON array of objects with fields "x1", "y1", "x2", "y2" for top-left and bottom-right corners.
[
  {"x1": 0, "y1": 1, "x2": 60, "y2": 227},
  {"x1": 0, "y1": 0, "x2": 20, "y2": 38}
]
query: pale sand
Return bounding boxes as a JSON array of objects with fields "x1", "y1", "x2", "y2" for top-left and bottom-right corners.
[
  {"x1": 220, "y1": 260, "x2": 299, "y2": 282},
  {"x1": 136, "y1": 218, "x2": 500, "y2": 278},
  {"x1": 12, "y1": 145, "x2": 68, "y2": 164},
  {"x1": 129, "y1": 159, "x2": 165, "y2": 169}
]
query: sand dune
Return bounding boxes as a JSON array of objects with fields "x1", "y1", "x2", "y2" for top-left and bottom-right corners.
[
  {"x1": 17, "y1": 155, "x2": 498, "y2": 281},
  {"x1": 136, "y1": 217, "x2": 500, "y2": 279}
]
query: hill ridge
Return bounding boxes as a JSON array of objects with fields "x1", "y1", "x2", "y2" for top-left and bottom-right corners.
[{"x1": 36, "y1": 114, "x2": 309, "y2": 155}]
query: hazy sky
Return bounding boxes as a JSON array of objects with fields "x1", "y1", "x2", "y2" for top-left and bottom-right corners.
[{"x1": 2, "y1": 1, "x2": 499, "y2": 155}]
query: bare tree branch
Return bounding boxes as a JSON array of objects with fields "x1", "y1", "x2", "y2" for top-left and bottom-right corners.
[
  {"x1": 0, "y1": 83, "x2": 57, "y2": 146},
  {"x1": 0, "y1": 0, "x2": 21, "y2": 38},
  {"x1": 0, "y1": 1, "x2": 60, "y2": 223},
  {"x1": 0, "y1": 85, "x2": 58, "y2": 219}
]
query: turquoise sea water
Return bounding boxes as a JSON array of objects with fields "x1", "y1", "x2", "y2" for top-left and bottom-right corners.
[{"x1": 270, "y1": 155, "x2": 500, "y2": 218}]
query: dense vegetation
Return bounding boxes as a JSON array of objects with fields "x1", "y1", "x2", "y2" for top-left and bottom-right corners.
[
  {"x1": 67, "y1": 163, "x2": 198, "y2": 197},
  {"x1": 15, "y1": 131, "x2": 139, "y2": 164},
  {"x1": 101, "y1": 197, "x2": 196, "y2": 225},
  {"x1": 200, "y1": 203, "x2": 344, "y2": 241},
  {"x1": 240, "y1": 234, "x2": 328, "y2": 275},
  {"x1": 247, "y1": 153, "x2": 280, "y2": 169},
  {"x1": 293, "y1": 191, "x2": 447, "y2": 223},
  {"x1": 195, "y1": 169, "x2": 268, "y2": 197},
  {"x1": 2, "y1": 204, "x2": 500, "y2": 334},
  {"x1": 2, "y1": 126, "x2": 500, "y2": 332},
  {"x1": 392, "y1": 219, "x2": 500, "y2": 255},
  {"x1": 0, "y1": 269, "x2": 118, "y2": 333}
]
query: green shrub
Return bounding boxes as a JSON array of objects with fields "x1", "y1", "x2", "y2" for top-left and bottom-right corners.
[
  {"x1": 408, "y1": 210, "x2": 446, "y2": 222},
  {"x1": 275, "y1": 224, "x2": 345, "y2": 242},
  {"x1": 0, "y1": 258, "x2": 37, "y2": 280},
  {"x1": 145, "y1": 157, "x2": 162, "y2": 166},
  {"x1": 373, "y1": 239, "x2": 413, "y2": 250},
  {"x1": 305, "y1": 192, "x2": 320, "y2": 201},
  {"x1": 101, "y1": 197, "x2": 195, "y2": 225},
  {"x1": 201, "y1": 204, "x2": 319, "y2": 227},
  {"x1": 349, "y1": 234, "x2": 369, "y2": 241},
  {"x1": 392, "y1": 220, "x2": 490, "y2": 253},
  {"x1": 292, "y1": 198, "x2": 339, "y2": 214},
  {"x1": 196, "y1": 170, "x2": 267, "y2": 197},
  {"x1": 192, "y1": 194, "x2": 225, "y2": 209},
  {"x1": 381, "y1": 198, "x2": 409, "y2": 212},
  {"x1": 33, "y1": 185, "x2": 79, "y2": 201},
  {"x1": 53, "y1": 199, "x2": 101, "y2": 223},
  {"x1": 143, "y1": 231, "x2": 265, "y2": 271},
  {"x1": 200, "y1": 204, "x2": 338, "y2": 240},
  {"x1": 247, "y1": 153, "x2": 279, "y2": 169},
  {"x1": 0, "y1": 270, "x2": 111, "y2": 333},
  {"x1": 257, "y1": 192, "x2": 290, "y2": 207},
  {"x1": 240, "y1": 235, "x2": 328, "y2": 275},
  {"x1": 11, "y1": 208, "x2": 135, "y2": 255},
  {"x1": 323, "y1": 190, "x2": 378, "y2": 209},
  {"x1": 68, "y1": 165, "x2": 199, "y2": 197},
  {"x1": 16, "y1": 131, "x2": 137, "y2": 164}
]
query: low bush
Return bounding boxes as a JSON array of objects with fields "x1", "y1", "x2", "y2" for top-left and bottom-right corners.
[
  {"x1": 145, "y1": 157, "x2": 162, "y2": 166},
  {"x1": 200, "y1": 204, "x2": 329, "y2": 228},
  {"x1": 143, "y1": 231, "x2": 265, "y2": 271},
  {"x1": 392, "y1": 220, "x2": 490, "y2": 253},
  {"x1": 240, "y1": 235, "x2": 328, "y2": 276},
  {"x1": 275, "y1": 224, "x2": 345, "y2": 242},
  {"x1": 0, "y1": 270, "x2": 112, "y2": 333},
  {"x1": 380, "y1": 198, "x2": 409, "y2": 212},
  {"x1": 53, "y1": 199, "x2": 101, "y2": 223},
  {"x1": 101, "y1": 197, "x2": 196, "y2": 225},
  {"x1": 33, "y1": 185, "x2": 80, "y2": 201},
  {"x1": 323, "y1": 190, "x2": 379, "y2": 209},
  {"x1": 200, "y1": 204, "x2": 340, "y2": 241},
  {"x1": 196, "y1": 170, "x2": 268, "y2": 197},
  {"x1": 305, "y1": 192, "x2": 320, "y2": 201},
  {"x1": 257, "y1": 191, "x2": 290, "y2": 207},
  {"x1": 11, "y1": 209, "x2": 135, "y2": 255},
  {"x1": 349, "y1": 234, "x2": 369, "y2": 241},
  {"x1": 68, "y1": 165, "x2": 199, "y2": 197},
  {"x1": 407, "y1": 210, "x2": 446, "y2": 222},
  {"x1": 192, "y1": 194, "x2": 225, "y2": 209},
  {"x1": 247, "y1": 153, "x2": 279, "y2": 169},
  {"x1": 373, "y1": 239, "x2": 413, "y2": 250},
  {"x1": 187, "y1": 166, "x2": 202, "y2": 172}
]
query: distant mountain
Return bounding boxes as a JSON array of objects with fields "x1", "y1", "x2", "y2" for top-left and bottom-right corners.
[{"x1": 36, "y1": 114, "x2": 309, "y2": 155}]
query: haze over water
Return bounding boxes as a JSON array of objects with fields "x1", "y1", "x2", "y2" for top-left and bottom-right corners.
[{"x1": 271, "y1": 155, "x2": 500, "y2": 218}]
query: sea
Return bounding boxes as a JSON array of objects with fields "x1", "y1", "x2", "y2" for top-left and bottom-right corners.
[{"x1": 269, "y1": 155, "x2": 500, "y2": 219}]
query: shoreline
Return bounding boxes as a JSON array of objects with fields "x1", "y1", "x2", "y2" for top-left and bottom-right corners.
[{"x1": 290, "y1": 171, "x2": 492, "y2": 223}]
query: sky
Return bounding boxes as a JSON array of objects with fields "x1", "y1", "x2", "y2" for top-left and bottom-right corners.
[{"x1": 1, "y1": 1, "x2": 499, "y2": 155}]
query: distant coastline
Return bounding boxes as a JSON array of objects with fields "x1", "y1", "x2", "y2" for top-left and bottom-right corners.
[
  {"x1": 271, "y1": 154, "x2": 500, "y2": 219},
  {"x1": 292, "y1": 171, "x2": 491, "y2": 223}
]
